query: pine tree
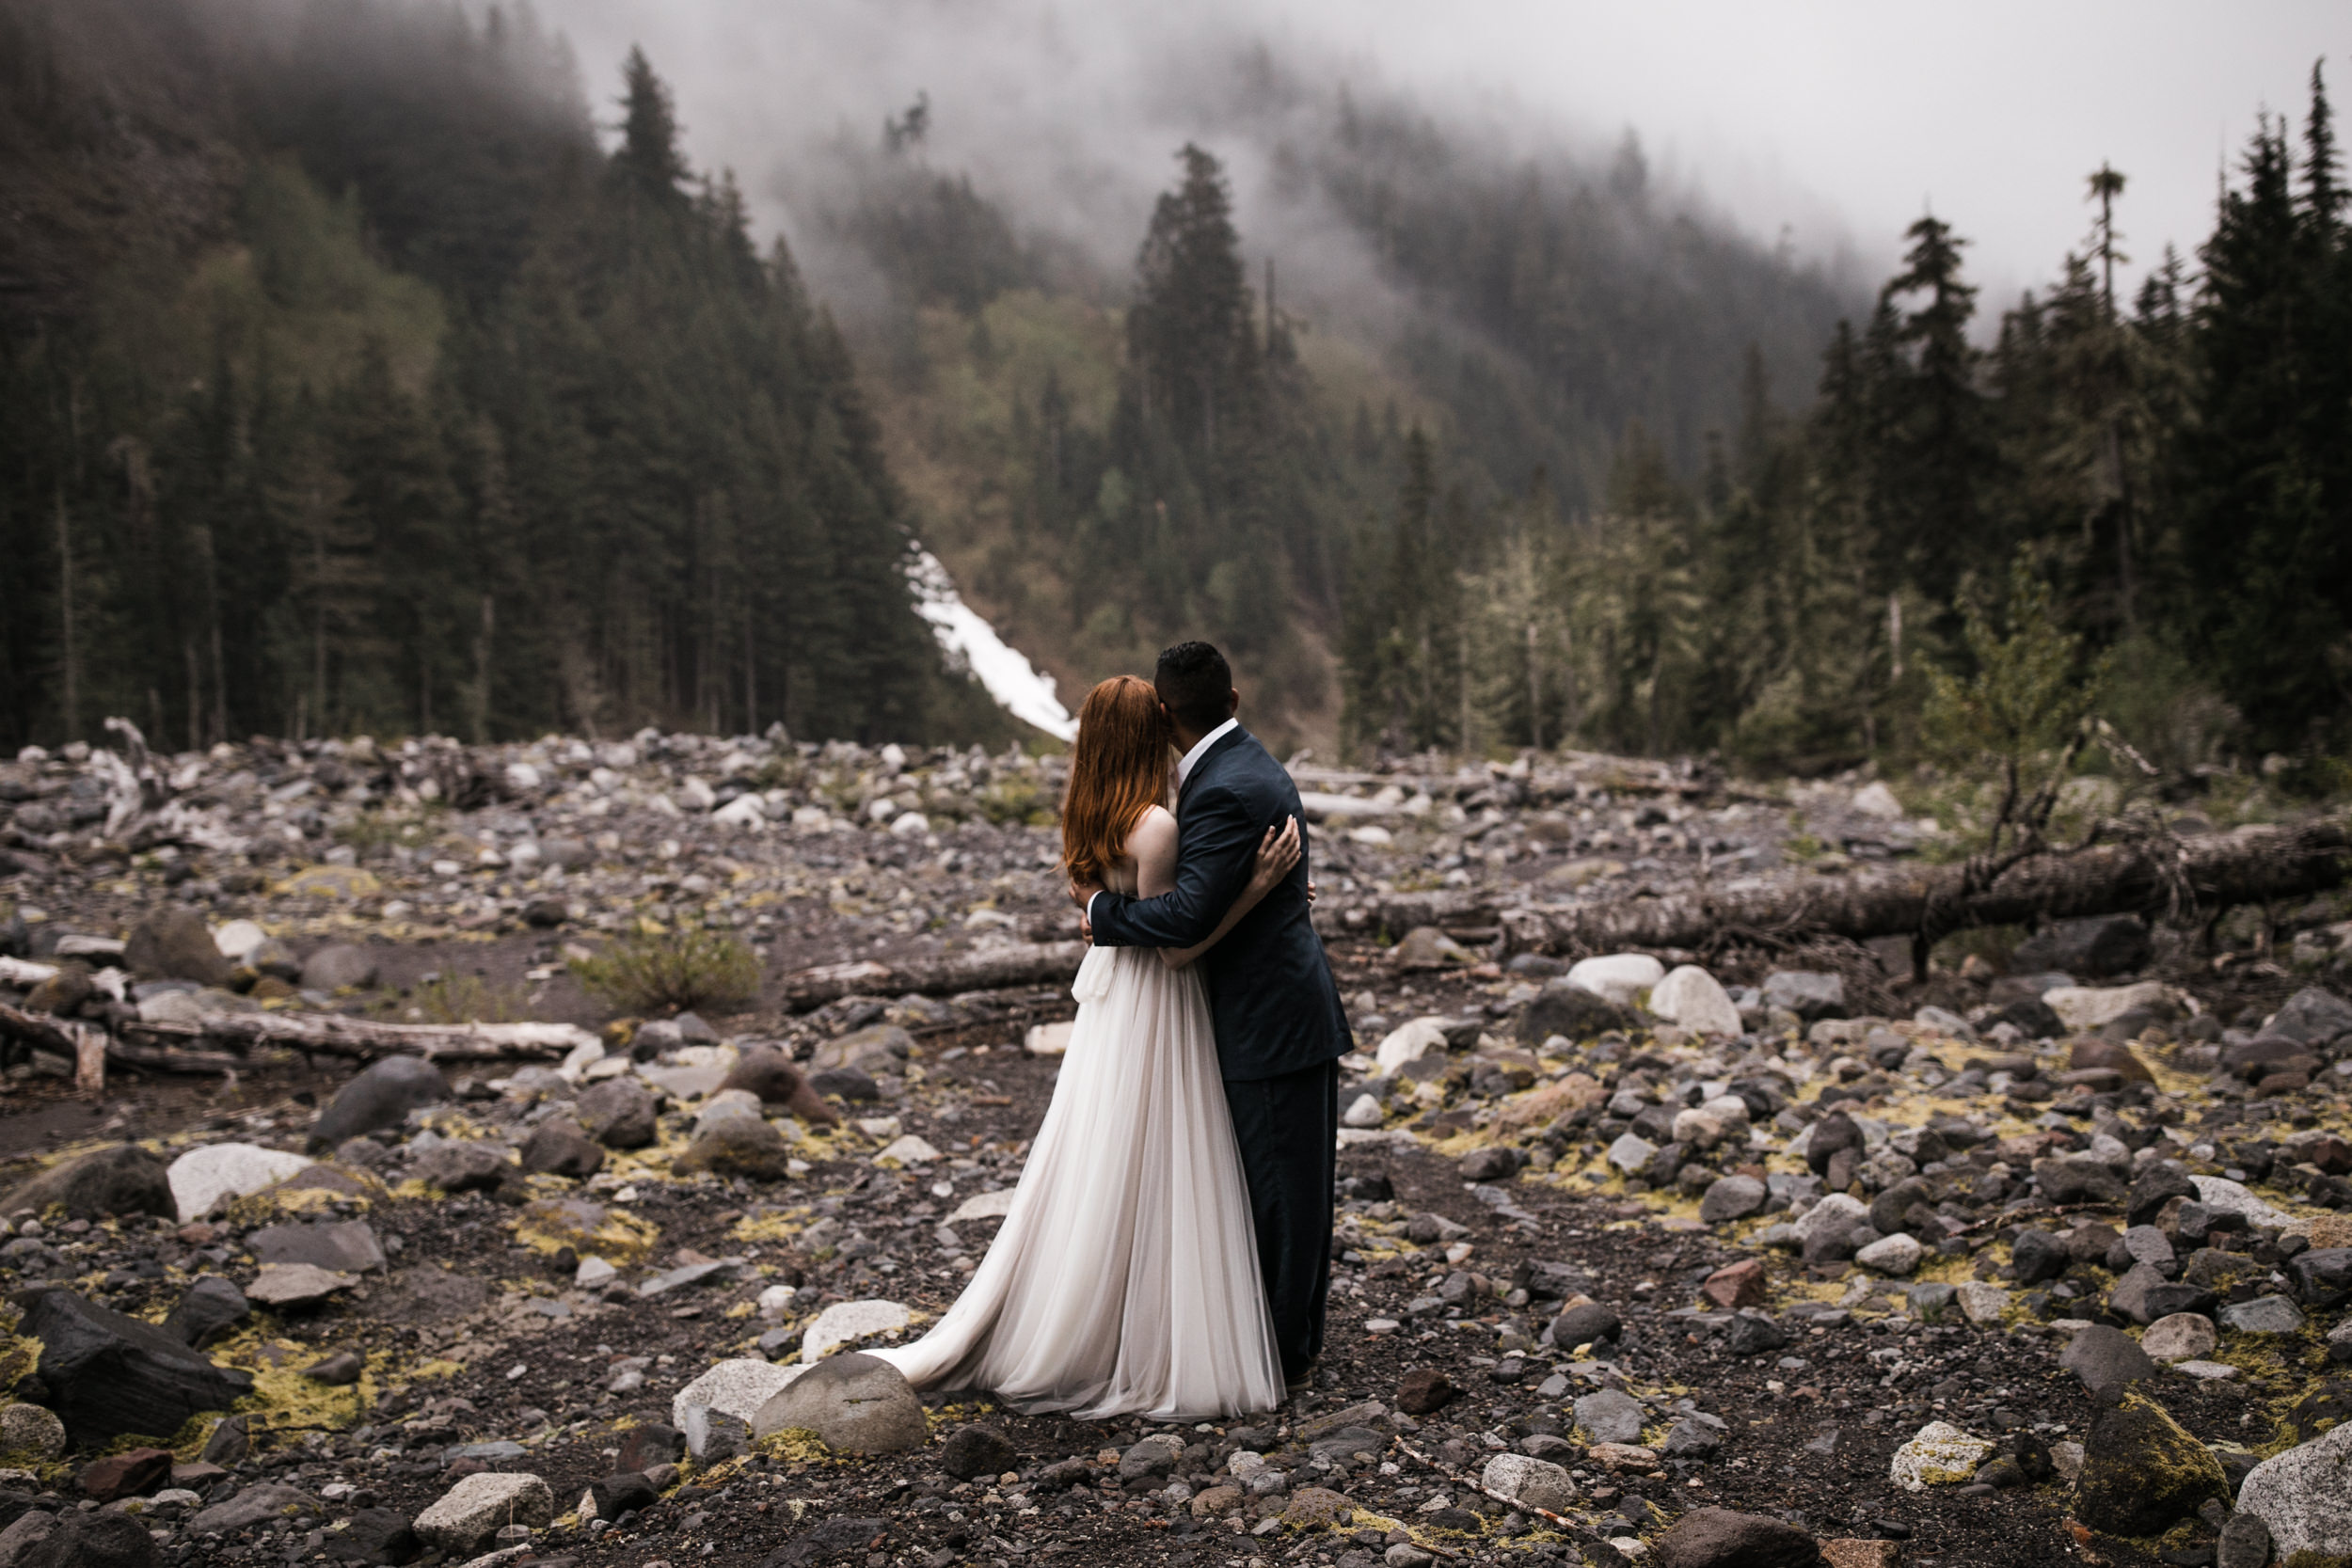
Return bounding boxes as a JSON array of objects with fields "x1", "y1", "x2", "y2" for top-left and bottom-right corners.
[
  {"x1": 1128, "y1": 145, "x2": 1257, "y2": 461},
  {"x1": 1879, "y1": 215, "x2": 1994, "y2": 607},
  {"x1": 2179, "y1": 77, "x2": 2352, "y2": 751},
  {"x1": 613, "y1": 45, "x2": 690, "y2": 205}
]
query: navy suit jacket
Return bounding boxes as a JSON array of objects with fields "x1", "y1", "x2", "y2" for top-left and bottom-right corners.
[{"x1": 1087, "y1": 725, "x2": 1351, "y2": 1083}]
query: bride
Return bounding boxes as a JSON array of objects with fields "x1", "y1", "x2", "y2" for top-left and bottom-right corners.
[{"x1": 869, "y1": 674, "x2": 1299, "y2": 1418}]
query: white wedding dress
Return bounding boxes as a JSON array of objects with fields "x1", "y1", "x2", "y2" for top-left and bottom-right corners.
[{"x1": 868, "y1": 863, "x2": 1282, "y2": 1419}]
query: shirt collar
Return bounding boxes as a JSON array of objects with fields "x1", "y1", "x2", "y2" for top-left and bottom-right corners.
[{"x1": 1175, "y1": 718, "x2": 1239, "y2": 789}]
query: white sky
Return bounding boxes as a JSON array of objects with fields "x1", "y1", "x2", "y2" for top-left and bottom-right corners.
[
  {"x1": 535, "y1": 0, "x2": 2351, "y2": 310},
  {"x1": 1314, "y1": 0, "x2": 2352, "y2": 307}
]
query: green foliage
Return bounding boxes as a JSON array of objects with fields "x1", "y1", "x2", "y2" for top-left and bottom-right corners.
[
  {"x1": 2176, "y1": 67, "x2": 2352, "y2": 753},
  {"x1": 1922, "y1": 556, "x2": 2106, "y2": 775},
  {"x1": 569, "y1": 926, "x2": 764, "y2": 1018},
  {"x1": 1918, "y1": 553, "x2": 2114, "y2": 861},
  {"x1": 974, "y1": 776, "x2": 1050, "y2": 827},
  {"x1": 385, "y1": 973, "x2": 530, "y2": 1026},
  {"x1": 332, "y1": 810, "x2": 432, "y2": 861}
]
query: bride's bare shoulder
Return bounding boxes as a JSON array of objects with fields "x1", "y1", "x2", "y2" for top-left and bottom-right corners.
[{"x1": 1126, "y1": 804, "x2": 1178, "y2": 856}]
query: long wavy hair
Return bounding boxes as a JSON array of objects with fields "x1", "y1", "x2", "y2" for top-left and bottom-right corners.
[{"x1": 1061, "y1": 675, "x2": 1173, "y2": 884}]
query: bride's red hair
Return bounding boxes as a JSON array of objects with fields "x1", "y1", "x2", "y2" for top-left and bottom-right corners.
[{"x1": 1061, "y1": 675, "x2": 1172, "y2": 884}]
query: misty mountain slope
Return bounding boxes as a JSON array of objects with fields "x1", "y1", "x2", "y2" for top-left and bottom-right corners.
[
  {"x1": 803, "y1": 62, "x2": 1857, "y2": 752},
  {"x1": 850, "y1": 279, "x2": 1442, "y2": 753}
]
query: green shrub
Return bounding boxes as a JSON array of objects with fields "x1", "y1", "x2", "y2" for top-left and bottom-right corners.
[
  {"x1": 569, "y1": 925, "x2": 763, "y2": 1017},
  {"x1": 384, "y1": 973, "x2": 529, "y2": 1025},
  {"x1": 334, "y1": 809, "x2": 432, "y2": 860},
  {"x1": 975, "y1": 776, "x2": 1051, "y2": 827}
]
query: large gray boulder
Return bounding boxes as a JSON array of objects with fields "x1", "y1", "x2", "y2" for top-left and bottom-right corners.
[
  {"x1": 159, "y1": 1277, "x2": 248, "y2": 1349},
  {"x1": 2267, "y1": 985, "x2": 2352, "y2": 1047},
  {"x1": 755, "y1": 1353, "x2": 927, "y2": 1454},
  {"x1": 2012, "y1": 915, "x2": 2151, "y2": 979},
  {"x1": 809, "y1": 1024, "x2": 914, "y2": 1075},
  {"x1": 1649, "y1": 1507, "x2": 1823, "y2": 1568},
  {"x1": 310, "y1": 1057, "x2": 448, "y2": 1150},
  {"x1": 2234, "y1": 1420, "x2": 2352, "y2": 1562},
  {"x1": 410, "y1": 1143, "x2": 508, "y2": 1193},
  {"x1": 0, "y1": 1146, "x2": 172, "y2": 1224},
  {"x1": 11, "y1": 1511, "x2": 158, "y2": 1568},
  {"x1": 248, "y1": 1220, "x2": 386, "y2": 1275},
  {"x1": 1518, "y1": 980, "x2": 1637, "y2": 1046},
  {"x1": 2034, "y1": 1157, "x2": 2126, "y2": 1207},
  {"x1": 298, "y1": 943, "x2": 379, "y2": 993},
  {"x1": 1479, "y1": 1453, "x2": 1578, "y2": 1515},
  {"x1": 1761, "y1": 971, "x2": 1847, "y2": 1022},
  {"x1": 519, "y1": 1118, "x2": 606, "y2": 1178},
  {"x1": 123, "y1": 908, "x2": 231, "y2": 987},
  {"x1": 1570, "y1": 1388, "x2": 1645, "y2": 1446},
  {"x1": 413, "y1": 1472, "x2": 552, "y2": 1556},
  {"x1": 185, "y1": 1483, "x2": 318, "y2": 1536},
  {"x1": 576, "y1": 1078, "x2": 659, "y2": 1148},
  {"x1": 673, "y1": 1116, "x2": 793, "y2": 1180},
  {"x1": 2072, "y1": 1392, "x2": 2228, "y2": 1537},
  {"x1": 2058, "y1": 1324, "x2": 2156, "y2": 1394},
  {"x1": 18, "y1": 1288, "x2": 253, "y2": 1448}
]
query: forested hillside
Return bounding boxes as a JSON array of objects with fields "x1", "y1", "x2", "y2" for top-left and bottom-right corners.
[
  {"x1": 1342, "y1": 73, "x2": 2352, "y2": 777},
  {"x1": 803, "y1": 66, "x2": 1854, "y2": 754},
  {"x1": 0, "y1": 0, "x2": 1010, "y2": 752},
  {"x1": 807, "y1": 55, "x2": 2348, "y2": 775}
]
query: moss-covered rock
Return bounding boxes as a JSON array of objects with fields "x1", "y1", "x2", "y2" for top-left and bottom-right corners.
[{"x1": 2073, "y1": 1391, "x2": 2229, "y2": 1538}]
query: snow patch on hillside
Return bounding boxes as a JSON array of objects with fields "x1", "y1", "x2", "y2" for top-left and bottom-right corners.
[{"x1": 908, "y1": 548, "x2": 1077, "y2": 741}]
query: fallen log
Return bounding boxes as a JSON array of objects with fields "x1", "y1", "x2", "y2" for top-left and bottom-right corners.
[
  {"x1": 0, "y1": 957, "x2": 58, "y2": 989},
  {"x1": 0, "y1": 1003, "x2": 238, "y2": 1080},
  {"x1": 119, "y1": 1012, "x2": 595, "y2": 1064},
  {"x1": 1503, "y1": 817, "x2": 2352, "y2": 958},
  {"x1": 783, "y1": 942, "x2": 1088, "y2": 1011},
  {"x1": 1312, "y1": 889, "x2": 1502, "y2": 942}
]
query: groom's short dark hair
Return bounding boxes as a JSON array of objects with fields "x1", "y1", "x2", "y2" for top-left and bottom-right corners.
[{"x1": 1155, "y1": 641, "x2": 1233, "y2": 733}]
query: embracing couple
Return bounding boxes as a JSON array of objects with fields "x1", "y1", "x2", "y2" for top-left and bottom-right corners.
[{"x1": 871, "y1": 641, "x2": 1351, "y2": 1418}]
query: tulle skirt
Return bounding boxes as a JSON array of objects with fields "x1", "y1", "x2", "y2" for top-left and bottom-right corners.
[{"x1": 869, "y1": 944, "x2": 1282, "y2": 1419}]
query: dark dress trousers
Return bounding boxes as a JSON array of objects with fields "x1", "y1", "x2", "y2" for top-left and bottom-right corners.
[{"x1": 1087, "y1": 724, "x2": 1351, "y2": 1380}]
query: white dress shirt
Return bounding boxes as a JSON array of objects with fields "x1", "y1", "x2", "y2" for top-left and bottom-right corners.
[
  {"x1": 1089, "y1": 718, "x2": 1239, "y2": 924},
  {"x1": 1175, "y1": 718, "x2": 1239, "y2": 789}
]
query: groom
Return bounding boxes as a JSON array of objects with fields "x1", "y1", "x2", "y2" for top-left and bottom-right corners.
[{"x1": 1072, "y1": 641, "x2": 1352, "y2": 1394}]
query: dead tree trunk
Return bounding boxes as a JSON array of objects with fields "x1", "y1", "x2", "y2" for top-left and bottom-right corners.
[
  {"x1": 119, "y1": 1012, "x2": 596, "y2": 1064},
  {"x1": 1312, "y1": 890, "x2": 1503, "y2": 942},
  {"x1": 1503, "y1": 818, "x2": 2351, "y2": 958},
  {"x1": 0, "y1": 1004, "x2": 241, "y2": 1078},
  {"x1": 783, "y1": 942, "x2": 1089, "y2": 1011}
]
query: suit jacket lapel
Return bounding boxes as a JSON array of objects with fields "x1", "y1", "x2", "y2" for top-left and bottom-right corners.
[{"x1": 1178, "y1": 725, "x2": 1251, "y2": 810}]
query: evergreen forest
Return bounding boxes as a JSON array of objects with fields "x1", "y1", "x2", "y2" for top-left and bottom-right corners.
[
  {"x1": 0, "y1": 0, "x2": 1002, "y2": 752},
  {"x1": 3, "y1": 0, "x2": 2346, "y2": 784},
  {"x1": 1339, "y1": 73, "x2": 2352, "y2": 780}
]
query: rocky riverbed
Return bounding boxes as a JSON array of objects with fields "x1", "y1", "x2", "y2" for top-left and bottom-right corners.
[{"x1": 0, "y1": 730, "x2": 2349, "y2": 1568}]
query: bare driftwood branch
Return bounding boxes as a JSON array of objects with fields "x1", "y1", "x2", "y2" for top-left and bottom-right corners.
[
  {"x1": 1508, "y1": 817, "x2": 2351, "y2": 958},
  {"x1": 1312, "y1": 889, "x2": 1502, "y2": 942},
  {"x1": 0, "y1": 1002, "x2": 236, "y2": 1081},
  {"x1": 119, "y1": 1012, "x2": 595, "y2": 1064},
  {"x1": 4, "y1": 997, "x2": 590, "y2": 1077},
  {"x1": 0, "y1": 958, "x2": 58, "y2": 989},
  {"x1": 782, "y1": 942, "x2": 1088, "y2": 1011}
]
